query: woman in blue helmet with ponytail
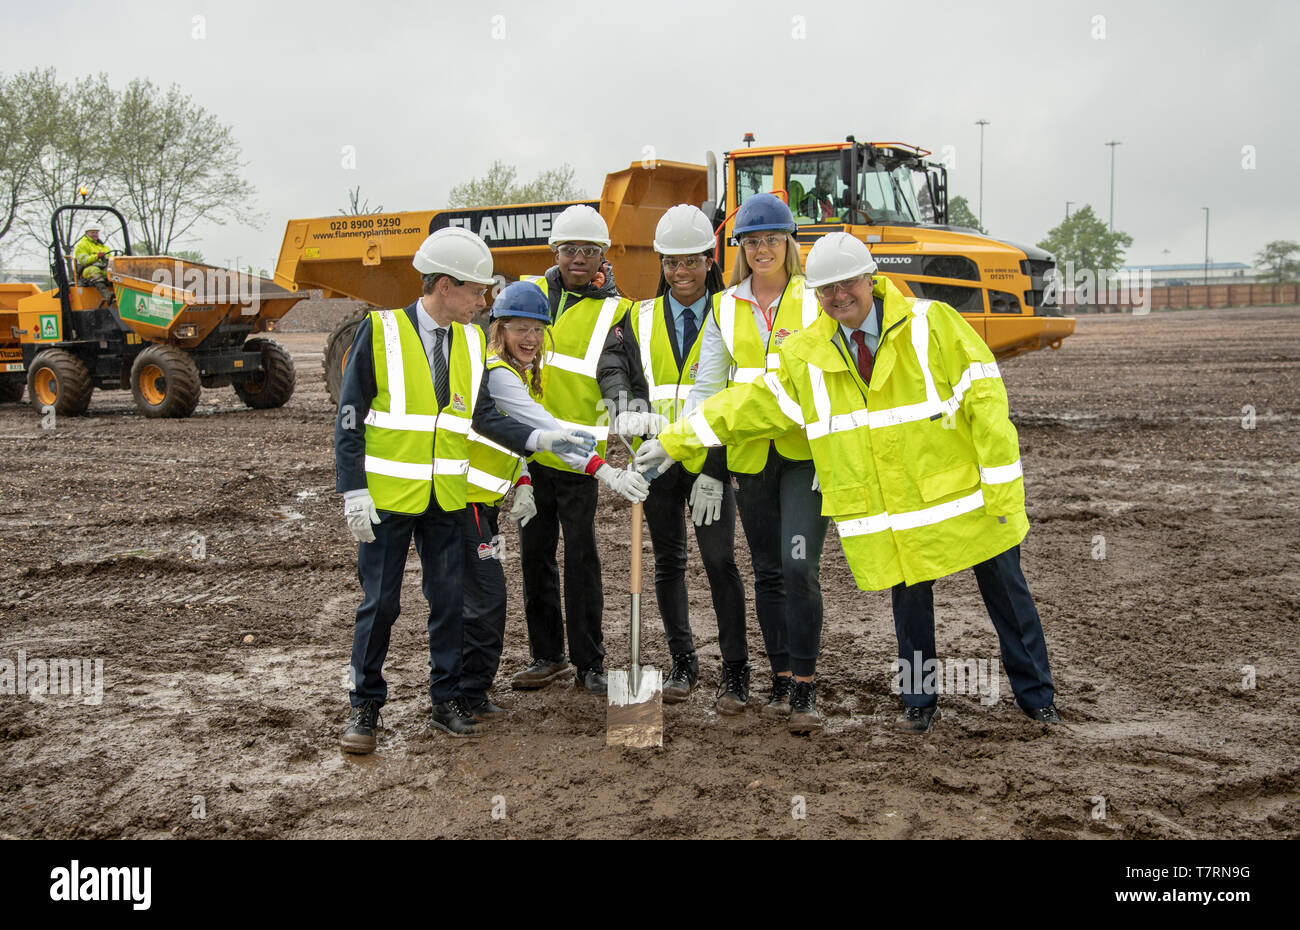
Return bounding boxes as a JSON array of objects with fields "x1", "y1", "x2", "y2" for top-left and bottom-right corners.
[
  {"x1": 679, "y1": 192, "x2": 830, "y2": 734},
  {"x1": 460, "y1": 281, "x2": 646, "y2": 721}
]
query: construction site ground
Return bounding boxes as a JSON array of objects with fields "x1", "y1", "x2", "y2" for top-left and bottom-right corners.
[{"x1": 1, "y1": 306, "x2": 1296, "y2": 839}]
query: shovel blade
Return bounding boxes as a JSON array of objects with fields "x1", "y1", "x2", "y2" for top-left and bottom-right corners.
[{"x1": 606, "y1": 667, "x2": 663, "y2": 748}]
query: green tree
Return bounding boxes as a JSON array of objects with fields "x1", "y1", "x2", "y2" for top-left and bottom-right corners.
[
  {"x1": 171, "y1": 249, "x2": 205, "y2": 263},
  {"x1": 340, "y1": 185, "x2": 382, "y2": 216},
  {"x1": 946, "y1": 195, "x2": 986, "y2": 234},
  {"x1": 1254, "y1": 240, "x2": 1300, "y2": 283},
  {"x1": 448, "y1": 160, "x2": 584, "y2": 207},
  {"x1": 1037, "y1": 204, "x2": 1133, "y2": 272},
  {"x1": 107, "y1": 78, "x2": 260, "y2": 254}
]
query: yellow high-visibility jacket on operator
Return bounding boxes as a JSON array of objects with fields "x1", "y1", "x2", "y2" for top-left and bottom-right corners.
[
  {"x1": 659, "y1": 275, "x2": 1029, "y2": 591},
  {"x1": 522, "y1": 274, "x2": 631, "y2": 473},
  {"x1": 710, "y1": 275, "x2": 820, "y2": 472},
  {"x1": 73, "y1": 235, "x2": 109, "y2": 280}
]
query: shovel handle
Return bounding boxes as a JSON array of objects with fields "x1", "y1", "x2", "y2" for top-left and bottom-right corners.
[{"x1": 629, "y1": 500, "x2": 643, "y2": 596}]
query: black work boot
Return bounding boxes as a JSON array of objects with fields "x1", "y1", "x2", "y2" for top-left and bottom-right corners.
[
  {"x1": 430, "y1": 697, "x2": 479, "y2": 737},
  {"x1": 897, "y1": 704, "x2": 941, "y2": 733},
  {"x1": 788, "y1": 680, "x2": 823, "y2": 734},
  {"x1": 575, "y1": 667, "x2": 608, "y2": 695},
  {"x1": 715, "y1": 661, "x2": 750, "y2": 716},
  {"x1": 340, "y1": 700, "x2": 382, "y2": 754},
  {"x1": 510, "y1": 658, "x2": 572, "y2": 690},
  {"x1": 466, "y1": 695, "x2": 507, "y2": 722},
  {"x1": 663, "y1": 652, "x2": 699, "y2": 704},
  {"x1": 761, "y1": 673, "x2": 794, "y2": 719}
]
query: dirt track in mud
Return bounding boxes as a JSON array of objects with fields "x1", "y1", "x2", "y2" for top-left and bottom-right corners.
[{"x1": 1, "y1": 306, "x2": 1297, "y2": 839}]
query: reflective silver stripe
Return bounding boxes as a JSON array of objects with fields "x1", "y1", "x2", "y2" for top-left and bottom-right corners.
[
  {"x1": 950, "y1": 359, "x2": 1002, "y2": 405},
  {"x1": 979, "y1": 460, "x2": 1023, "y2": 484},
  {"x1": 461, "y1": 322, "x2": 484, "y2": 416},
  {"x1": 365, "y1": 455, "x2": 431, "y2": 481},
  {"x1": 551, "y1": 417, "x2": 609, "y2": 441},
  {"x1": 638, "y1": 299, "x2": 657, "y2": 396},
  {"x1": 835, "y1": 489, "x2": 986, "y2": 537},
  {"x1": 364, "y1": 409, "x2": 438, "y2": 432},
  {"x1": 732, "y1": 366, "x2": 763, "y2": 383},
  {"x1": 435, "y1": 414, "x2": 471, "y2": 435},
  {"x1": 718, "y1": 289, "x2": 738, "y2": 363},
  {"x1": 467, "y1": 427, "x2": 517, "y2": 457},
  {"x1": 910, "y1": 300, "x2": 940, "y2": 409},
  {"x1": 687, "y1": 409, "x2": 721, "y2": 447},
  {"x1": 760, "y1": 371, "x2": 803, "y2": 426},
  {"x1": 376, "y1": 310, "x2": 405, "y2": 416},
  {"x1": 800, "y1": 283, "x2": 820, "y2": 326},
  {"x1": 433, "y1": 458, "x2": 469, "y2": 476},
  {"x1": 546, "y1": 297, "x2": 619, "y2": 378},
  {"x1": 765, "y1": 352, "x2": 780, "y2": 369},
  {"x1": 468, "y1": 467, "x2": 512, "y2": 496},
  {"x1": 650, "y1": 384, "x2": 680, "y2": 402},
  {"x1": 804, "y1": 363, "x2": 833, "y2": 439}
]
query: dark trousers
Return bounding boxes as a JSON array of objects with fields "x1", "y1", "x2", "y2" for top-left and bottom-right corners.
[
  {"x1": 733, "y1": 448, "x2": 830, "y2": 677},
  {"x1": 642, "y1": 462, "x2": 747, "y2": 663},
  {"x1": 891, "y1": 545, "x2": 1056, "y2": 710},
  {"x1": 461, "y1": 503, "x2": 507, "y2": 702},
  {"x1": 350, "y1": 498, "x2": 464, "y2": 707},
  {"x1": 519, "y1": 463, "x2": 604, "y2": 672}
]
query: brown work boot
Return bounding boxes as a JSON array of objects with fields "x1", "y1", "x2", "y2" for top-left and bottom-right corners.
[
  {"x1": 340, "y1": 700, "x2": 381, "y2": 754},
  {"x1": 510, "y1": 658, "x2": 572, "y2": 690},
  {"x1": 761, "y1": 673, "x2": 794, "y2": 718},
  {"x1": 714, "y1": 661, "x2": 750, "y2": 715},
  {"x1": 787, "y1": 680, "x2": 823, "y2": 734}
]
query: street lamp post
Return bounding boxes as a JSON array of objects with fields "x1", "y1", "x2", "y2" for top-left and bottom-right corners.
[
  {"x1": 1105, "y1": 141, "x2": 1122, "y2": 232},
  {"x1": 975, "y1": 119, "x2": 990, "y2": 227},
  {"x1": 1202, "y1": 207, "x2": 1210, "y2": 288}
]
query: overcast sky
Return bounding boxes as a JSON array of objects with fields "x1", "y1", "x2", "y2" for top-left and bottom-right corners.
[{"x1": 6, "y1": 0, "x2": 1296, "y2": 272}]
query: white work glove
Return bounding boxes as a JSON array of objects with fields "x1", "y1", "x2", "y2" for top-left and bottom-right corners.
[
  {"x1": 536, "y1": 428, "x2": 597, "y2": 456},
  {"x1": 614, "y1": 410, "x2": 669, "y2": 440},
  {"x1": 688, "y1": 473, "x2": 724, "y2": 527},
  {"x1": 595, "y1": 463, "x2": 650, "y2": 503},
  {"x1": 343, "y1": 492, "x2": 381, "y2": 544},
  {"x1": 633, "y1": 438, "x2": 676, "y2": 481},
  {"x1": 506, "y1": 483, "x2": 537, "y2": 527}
]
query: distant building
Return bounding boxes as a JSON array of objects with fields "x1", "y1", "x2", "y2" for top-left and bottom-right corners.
[
  {"x1": 1115, "y1": 262, "x2": 1254, "y2": 287},
  {"x1": 1, "y1": 268, "x2": 53, "y2": 288}
]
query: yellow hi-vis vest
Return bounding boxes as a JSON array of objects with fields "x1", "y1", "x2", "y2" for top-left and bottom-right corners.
[
  {"x1": 363, "y1": 309, "x2": 482, "y2": 515},
  {"x1": 712, "y1": 275, "x2": 820, "y2": 472},
  {"x1": 661, "y1": 276, "x2": 1028, "y2": 591},
  {"x1": 629, "y1": 293, "x2": 715, "y2": 432},
  {"x1": 466, "y1": 355, "x2": 528, "y2": 506},
  {"x1": 522, "y1": 275, "x2": 629, "y2": 473}
]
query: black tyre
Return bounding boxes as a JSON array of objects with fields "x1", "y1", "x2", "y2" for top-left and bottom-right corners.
[
  {"x1": 27, "y1": 349, "x2": 92, "y2": 416},
  {"x1": 130, "y1": 344, "x2": 201, "y2": 418},
  {"x1": 234, "y1": 336, "x2": 296, "y2": 409},
  {"x1": 323, "y1": 310, "x2": 367, "y2": 407},
  {"x1": 0, "y1": 378, "x2": 24, "y2": 403}
]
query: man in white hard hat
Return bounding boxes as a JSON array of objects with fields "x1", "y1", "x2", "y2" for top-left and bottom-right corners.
[
  {"x1": 511, "y1": 204, "x2": 646, "y2": 697},
  {"x1": 597, "y1": 204, "x2": 747, "y2": 711},
  {"x1": 334, "y1": 227, "x2": 599, "y2": 752},
  {"x1": 637, "y1": 232, "x2": 1059, "y2": 733},
  {"x1": 73, "y1": 225, "x2": 114, "y2": 306}
]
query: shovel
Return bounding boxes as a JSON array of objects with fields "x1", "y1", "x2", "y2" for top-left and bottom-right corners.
[{"x1": 606, "y1": 437, "x2": 663, "y2": 749}]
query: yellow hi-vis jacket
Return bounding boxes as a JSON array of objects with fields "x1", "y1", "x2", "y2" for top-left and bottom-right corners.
[
  {"x1": 73, "y1": 234, "x2": 109, "y2": 280},
  {"x1": 711, "y1": 275, "x2": 820, "y2": 472},
  {"x1": 629, "y1": 293, "x2": 715, "y2": 431},
  {"x1": 523, "y1": 275, "x2": 630, "y2": 473},
  {"x1": 660, "y1": 276, "x2": 1028, "y2": 591},
  {"x1": 466, "y1": 355, "x2": 528, "y2": 506},
  {"x1": 362, "y1": 309, "x2": 482, "y2": 514}
]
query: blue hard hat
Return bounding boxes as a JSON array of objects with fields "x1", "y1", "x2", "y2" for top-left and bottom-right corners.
[
  {"x1": 490, "y1": 281, "x2": 550, "y2": 322},
  {"x1": 733, "y1": 193, "x2": 796, "y2": 237}
]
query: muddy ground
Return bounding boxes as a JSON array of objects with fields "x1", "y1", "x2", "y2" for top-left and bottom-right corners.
[{"x1": 1, "y1": 306, "x2": 1297, "y2": 839}]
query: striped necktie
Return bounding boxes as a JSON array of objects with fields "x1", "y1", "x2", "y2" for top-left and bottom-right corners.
[{"x1": 432, "y1": 328, "x2": 450, "y2": 409}]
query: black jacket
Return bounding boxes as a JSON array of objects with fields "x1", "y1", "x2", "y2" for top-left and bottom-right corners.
[{"x1": 334, "y1": 301, "x2": 535, "y2": 494}]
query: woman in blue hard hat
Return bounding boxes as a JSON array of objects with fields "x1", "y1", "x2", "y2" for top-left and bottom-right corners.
[
  {"x1": 460, "y1": 281, "x2": 646, "y2": 720},
  {"x1": 597, "y1": 204, "x2": 747, "y2": 713},
  {"x1": 684, "y1": 192, "x2": 830, "y2": 733}
]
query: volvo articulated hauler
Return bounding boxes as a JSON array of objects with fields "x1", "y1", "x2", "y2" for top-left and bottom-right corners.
[{"x1": 270, "y1": 137, "x2": 1074, "y2": 405}]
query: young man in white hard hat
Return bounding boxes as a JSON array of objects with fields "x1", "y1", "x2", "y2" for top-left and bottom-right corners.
[
  {"x1": 334, "y1": 227, "x2": 599, "y2": 752},
  {"x1": 597, "y1": 204, "x2": 747, "y2": 711},
  {"x1": 510, "y1": 205, "x2": 648, "y2": 698},
  {"x1": 73, "y1": 225, "x2": 115, "y2": 306},
  {"x1": 637, "y1": 232, "x2": 1060, "y2": 733}
]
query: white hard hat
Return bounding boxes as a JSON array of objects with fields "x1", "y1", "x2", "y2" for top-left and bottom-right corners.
[
  {"x1": 804, "y1": 232, "x2": 878, "y2": 288},
  {"x1": 654, "y1": 204, "x2": 717, "y2": 255},
  {"x1": 412, "y1": 227, "x2": 495, "y2": 285},
  {"x1": 548, "y1": 204, "x2": 610, "y2": 248}
]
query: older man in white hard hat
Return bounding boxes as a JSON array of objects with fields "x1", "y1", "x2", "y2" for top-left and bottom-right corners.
[
  {"x1": 334, "y1": 227, "x2": 598, "y2": 752},
  {"x1": 637, "y1": 232, "x2": 1059, "y2": 733},
  {"x1": 510, "y1": 204, "x2": 647, "y2": 697}
]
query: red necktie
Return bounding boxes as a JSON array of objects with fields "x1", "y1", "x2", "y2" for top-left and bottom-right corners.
[{"x1": 851, "y1": 331, "x2": 874, "y2": 385}]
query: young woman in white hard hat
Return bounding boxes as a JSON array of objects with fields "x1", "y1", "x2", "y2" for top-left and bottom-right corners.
[
  {"x1": 596, "y1": 204, "x2": 747, "y2": 712},
  {"x1": 683, "y1": 193, "x2": 830, "y2": 733}
]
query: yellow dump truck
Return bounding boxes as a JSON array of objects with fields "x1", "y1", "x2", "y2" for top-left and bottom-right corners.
[
  {"x1": 1, "y1": 204, "x2": 307, "y2": 417},
  {"x1": 272, "y1": 137, "x2": 1074, "y2": 404}
]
